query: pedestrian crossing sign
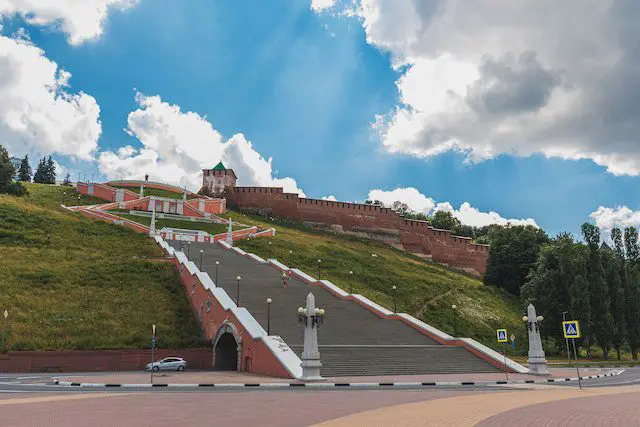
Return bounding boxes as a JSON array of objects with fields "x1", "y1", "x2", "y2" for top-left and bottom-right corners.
[
  {"x1": 562, "y1": 320, "x2": 581, "y2": 339},
  {"x1": 496, "y1": 329, "x2": 508, "y2": 343}
]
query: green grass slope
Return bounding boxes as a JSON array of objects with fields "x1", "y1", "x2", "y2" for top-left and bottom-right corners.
[
  {"x1": 0, "y1": 183, "x2": 205, "y2": 351},
  {"x1": 115, "y1": 213, "x2": 230, "y2": 235},
  {"x1": 109, "y1": 184, "x2": 185, "y2": 199},
  {"x1": 228, "y1": 210, "x2": 527, "y2": 352}
]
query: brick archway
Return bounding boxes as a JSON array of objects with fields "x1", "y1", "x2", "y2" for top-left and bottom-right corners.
[{"x1": 212, "y1": 321, "x2": 242, "y2": 371}]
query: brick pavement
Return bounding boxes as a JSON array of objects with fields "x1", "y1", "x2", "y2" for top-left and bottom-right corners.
[
  {"x1": 0, "y1": 390, "x2": 482, "y2": 427},
  {"x1": 312, "y1": 385, "x2": 640, "y2": 426},
  {"x1": 477, "y1": 391, "x2": 640, "y2": 426}
]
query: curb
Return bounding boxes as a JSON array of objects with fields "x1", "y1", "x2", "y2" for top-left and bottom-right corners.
[{"x1": 52, "y1": 370, "x2": 622, "y2": 389}]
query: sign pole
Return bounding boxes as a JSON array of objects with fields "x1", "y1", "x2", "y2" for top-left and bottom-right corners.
[
  {"x1": 572, "y1": 338, "x2": 581, "y2": 389},
  {"x1": 151, "y1": 324, "x2": 156, "y2": 385},
  {"x1": 503, "y1": 343, "x2": 508, "y2": 381}
]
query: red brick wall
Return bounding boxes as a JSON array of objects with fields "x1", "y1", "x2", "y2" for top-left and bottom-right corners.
[
  {"x1": 231, "y1": 189, "x2": 489, "y2": 275},
  {"x1": 0, "y1": 348, "x2": 211, "y2": 373}
]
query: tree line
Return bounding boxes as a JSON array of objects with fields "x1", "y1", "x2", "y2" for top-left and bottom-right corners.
[
  {"x1": 0, "y1": 144, "x2": 72, "y2": 196},
  {"x1": 484, "y1": 222, "x2": 640, "y2": 360}
]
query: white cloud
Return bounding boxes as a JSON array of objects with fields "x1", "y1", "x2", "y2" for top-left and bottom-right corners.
[
  {"x1": 589, "y1": 205, "x2": 640, "y2": 242},
  {"x1": 0, "y1": 35, "x2": 101, "y2": 160},
  {"x1": 326, "y1": 0, "x2": 640, "y2": 176},
  {"x1": 0, "y1": 0, "x2": 139, "y2": 45},
  {"x1": 311, "y1": 0, "x2": 337, "y2": 12},
  {"x1": 367, "y1": 186, "x2": 537, "y2": 228},
  {"x1": 98, "y1": 93, "x2": 304, "y2": 195},
  {"x1": 322, "y1": 195, "x2": 337, "y2": 201},
  {"x1": 368, "y1": 187, "x2": 435, "y2": 213}
]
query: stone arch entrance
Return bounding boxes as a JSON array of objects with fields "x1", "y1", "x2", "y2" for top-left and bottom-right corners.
[{"x1": 212, "y1": 322, "x2": 242, "y2": 371}]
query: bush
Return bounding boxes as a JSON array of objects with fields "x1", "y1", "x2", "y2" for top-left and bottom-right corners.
[{"x1": 2, "y1": 181, "x2": 28, "y2": 196}]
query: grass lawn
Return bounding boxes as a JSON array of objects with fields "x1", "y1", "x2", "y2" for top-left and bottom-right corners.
[
  {"x1": 109, "y1": 184, "x2": 185, "y2": 199},
  {"x1": 230, "y1": 210, "x2": 528, "y2": 353},
  {"x1": 0, "y1": 183, "x2": 205, "y2": 351},
  {"x1": 24, "y1": 184, "x2": 110, "y2": 208},
  {"x1": 115, "y1": 213, "x2": 232, "y2": 235}
]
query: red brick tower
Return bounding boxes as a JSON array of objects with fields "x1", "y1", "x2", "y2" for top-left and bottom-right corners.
[{"x1": 201, "y1": 162, "x2": 237, "y2": 196}]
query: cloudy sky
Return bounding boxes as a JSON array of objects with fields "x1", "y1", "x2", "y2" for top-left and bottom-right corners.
[{"x1": 1, "y1": 0, "x2": 639, "y2": 237}]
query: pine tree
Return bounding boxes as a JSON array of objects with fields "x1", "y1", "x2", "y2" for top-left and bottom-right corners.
[
  {"x1": 0, "y1": 144, "x2": 15, "y2": 192},
  {"x1": 581, "y1": 223, "x2": 611, "y2": 358},
  {"x1": 33, "y1": 157, "x2": 46, "y2": 183},
  {"x1": 603, "y1": 249, "x2": 626, "y2": 359},
  {"x1": 623, "y1": 227, "x2": 640, "y2": 359},
  {"x1": 45, "y1": 156, "x2": 56, "y2": 184},
  {"x1": 17, "y1": 155, "x2": 31, "y2": 182}
]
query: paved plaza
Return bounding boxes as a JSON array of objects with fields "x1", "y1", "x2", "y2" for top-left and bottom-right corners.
[{"x1": 0, "y1": 385, "x2": 638, "y2": 426}]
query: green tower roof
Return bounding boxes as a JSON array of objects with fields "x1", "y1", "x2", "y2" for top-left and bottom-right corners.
[{"x1": 212, "y1": 161, "x2": 226, "y2": 170}]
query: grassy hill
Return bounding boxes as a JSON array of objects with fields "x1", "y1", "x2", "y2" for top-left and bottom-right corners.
[
  {"x1": 0, "y1": 183, "x2": 205, "y2": 351},
  {"x1": 227, "y1": 210, "x2": 527, "y2": 352},
  {"x1": 114, "y1": 213, "x2": 232, "y2": 236},
  {"x1": 109, "y1": 184, "x2": 185, "y2": 199}
]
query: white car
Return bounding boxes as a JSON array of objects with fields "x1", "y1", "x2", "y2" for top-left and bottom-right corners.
[{"x1": 145, "y1": 357, "x2": 187, "y2": 372}]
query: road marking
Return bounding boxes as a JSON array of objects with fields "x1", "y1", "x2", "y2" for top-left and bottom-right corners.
[{"x1": 0, "y1": 393, "x2": 127, "y2": 406}]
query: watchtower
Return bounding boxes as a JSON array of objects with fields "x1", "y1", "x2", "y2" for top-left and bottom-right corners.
[{"x1": 201, "y1": 162, "x2": 237, "y2": 196}]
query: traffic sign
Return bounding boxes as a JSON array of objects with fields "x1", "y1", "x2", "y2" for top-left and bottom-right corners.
[
  {"x1": 562, "y1": 320, "x2": 581, "y2": 339},
  {"x1": 496, "y1": 329, "x2": 508, "y2": 343}
]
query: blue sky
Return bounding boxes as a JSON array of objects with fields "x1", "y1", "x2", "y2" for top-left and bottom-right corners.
[{"x1": 2, "y1": 0, "x2": 640, "y2": 237}]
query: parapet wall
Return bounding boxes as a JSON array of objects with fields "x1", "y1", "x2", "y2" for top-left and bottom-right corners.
[{"x1": 227, "y1": 188, "x2": 489, "y2": 275}]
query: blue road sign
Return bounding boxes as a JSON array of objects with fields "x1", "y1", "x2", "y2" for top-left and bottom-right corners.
[
  {"x1": 497, "y1": 329, "x2": 508, "y2": 343},
  {"x1": 563, "y1": 320, "x2": 581, "y2": 339}
]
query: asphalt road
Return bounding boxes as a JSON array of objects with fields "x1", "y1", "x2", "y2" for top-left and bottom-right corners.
[{"x1": 1, "y1": 367, "x2": 639, "y2": 393}]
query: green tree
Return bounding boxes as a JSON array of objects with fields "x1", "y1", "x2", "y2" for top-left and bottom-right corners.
[
  {"x1": 430, "y1": 211, "x2": 461, "y2": 231},
  {"x1": 570, "y1": 273, "x2": 592, "y2": 356},
  {"x1": 33, "y1": 157, "x2": 46, "y2": 183},
  {"x1": 45, "y1": 156, "x2": 56, "y2": 184},
  {"x1": 523, "y1": 233, "x2": 586, "y2": 348},
  {"x1": 17, "y1": 154, "x2": 31, "y2": 182},
  {"x1": 603, "y1": 249, "x2": 626, "y2": 359},
  {"x1": 484, "y1": 225, "x2": 549, "y2": 295},
  {"x1": 392, "y1": 201, "x2": 410, "y2": 215},
  {"x1": 0, "y1": 144, "x2": 16, "y2": 191},
  {"x1": 581, "y1": 223, "x2": 612, "y2": 359},
  {"x1": 624, "y1": 227, "x2": 640, "y2": 359}
]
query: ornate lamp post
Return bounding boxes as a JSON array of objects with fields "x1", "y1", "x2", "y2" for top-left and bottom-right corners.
[
  {"x1": 215, "y1": 261, "x2": 220, "y2": 284},
  {"x1": 297, "y1": 293, "x2": 326, "y2": 381},
  {"x1": 451, "y1": 304, "x2": 458, "y2": 337},
  {"x1": 266, "y1": 298, "x2": 272, "y2": 335},
  {"x1": 392, "y1": 285, "x2": 397, "y2": 313},
  {"x1": 522, "y1": 303, "x2": 548, "y2": 375},
  {"x1": 235, "y1": 275, "x2": 242, "y2": 306}
]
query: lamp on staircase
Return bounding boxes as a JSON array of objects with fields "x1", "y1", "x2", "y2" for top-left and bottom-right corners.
[
  {"x1": 266, "y1": 298, "x2": 272, "y2": 335},
  {"x1": 199, "y1": 249, "x2": 204, "y2": 270},
  {"x1": 349, "y1": 270, "x2": 353, "y2": 294},
  {"x1": 451, "y1": 304, "x2": 457, "y2": 337},
  {"x1": 317, "y1": 259, "x2": 322, "y2": 280},
  {"x1": 236, "y1": 275, "x2": 242, "y2": 306},
  {"x1": 215, "y1": 261, "x2": 220, "y2": 285},
  {"x1": 392, "y1": 285, "x2": 397, "y2": 313}
]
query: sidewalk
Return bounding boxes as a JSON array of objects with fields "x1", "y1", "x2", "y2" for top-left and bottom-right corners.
[{"x1": 56, "y1": 367, "x2": 605, "y2": 385}]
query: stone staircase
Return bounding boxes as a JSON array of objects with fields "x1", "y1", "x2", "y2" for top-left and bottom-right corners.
[{"x1": 172, "y1": 241, "x2": 500, "y2": 376}]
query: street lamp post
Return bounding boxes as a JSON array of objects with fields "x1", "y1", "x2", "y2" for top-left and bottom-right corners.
[
  {"x1": 199, "y1": 249, "x2": 204, "y2": 270},
  {"x1": 562, "y1": 311, "x2": 571, "y2": 363},
  {"x1": 349, "y1": 270, "x2": 353, "y2": 294},
  {"x1": 317, "y1": 259, "x2": 322, "y2": 280},
  {"x1": 392, "y1": 285, "x2": 397, "y2": 313},
  {"x1": 150, "y1": 324, "x2": 156, "y2": 384},
  {"x1": 187, "y1": 241, "x2": 191, "y2": 258},
  {"x1": 451, "y1": 304, "x2": 457, "y2": 337},
  {"x1": 268, "y1": 241, "x2": 272, "y2": 259},
  {"x1": 266, "y1": 298, "x2": 272, "y2": 335},
  {"x1": 215, "y1": 261, "x2": 220, "y2": 284},
  {"x1": 236, "y1": 275, "x2": 242, "y2": 306},
  {"x1": 62, "y1": 191, "x2": 66, "y2": 205},
  {"x1": 2, "y1": 310, "x2": 7, "y2": 353},
  {"x1": 289, "y1": 250, "x2": 293, "y2": 268}
]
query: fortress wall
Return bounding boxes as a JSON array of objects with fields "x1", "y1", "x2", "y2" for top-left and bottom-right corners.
[{"x1": 229, "y1": 185, "x2": 489, "y2": 275}]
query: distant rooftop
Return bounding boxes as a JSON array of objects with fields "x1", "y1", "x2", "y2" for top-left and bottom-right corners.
[{"x1": 212, "y1": 162, "x2": 226, "y2": 171}]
